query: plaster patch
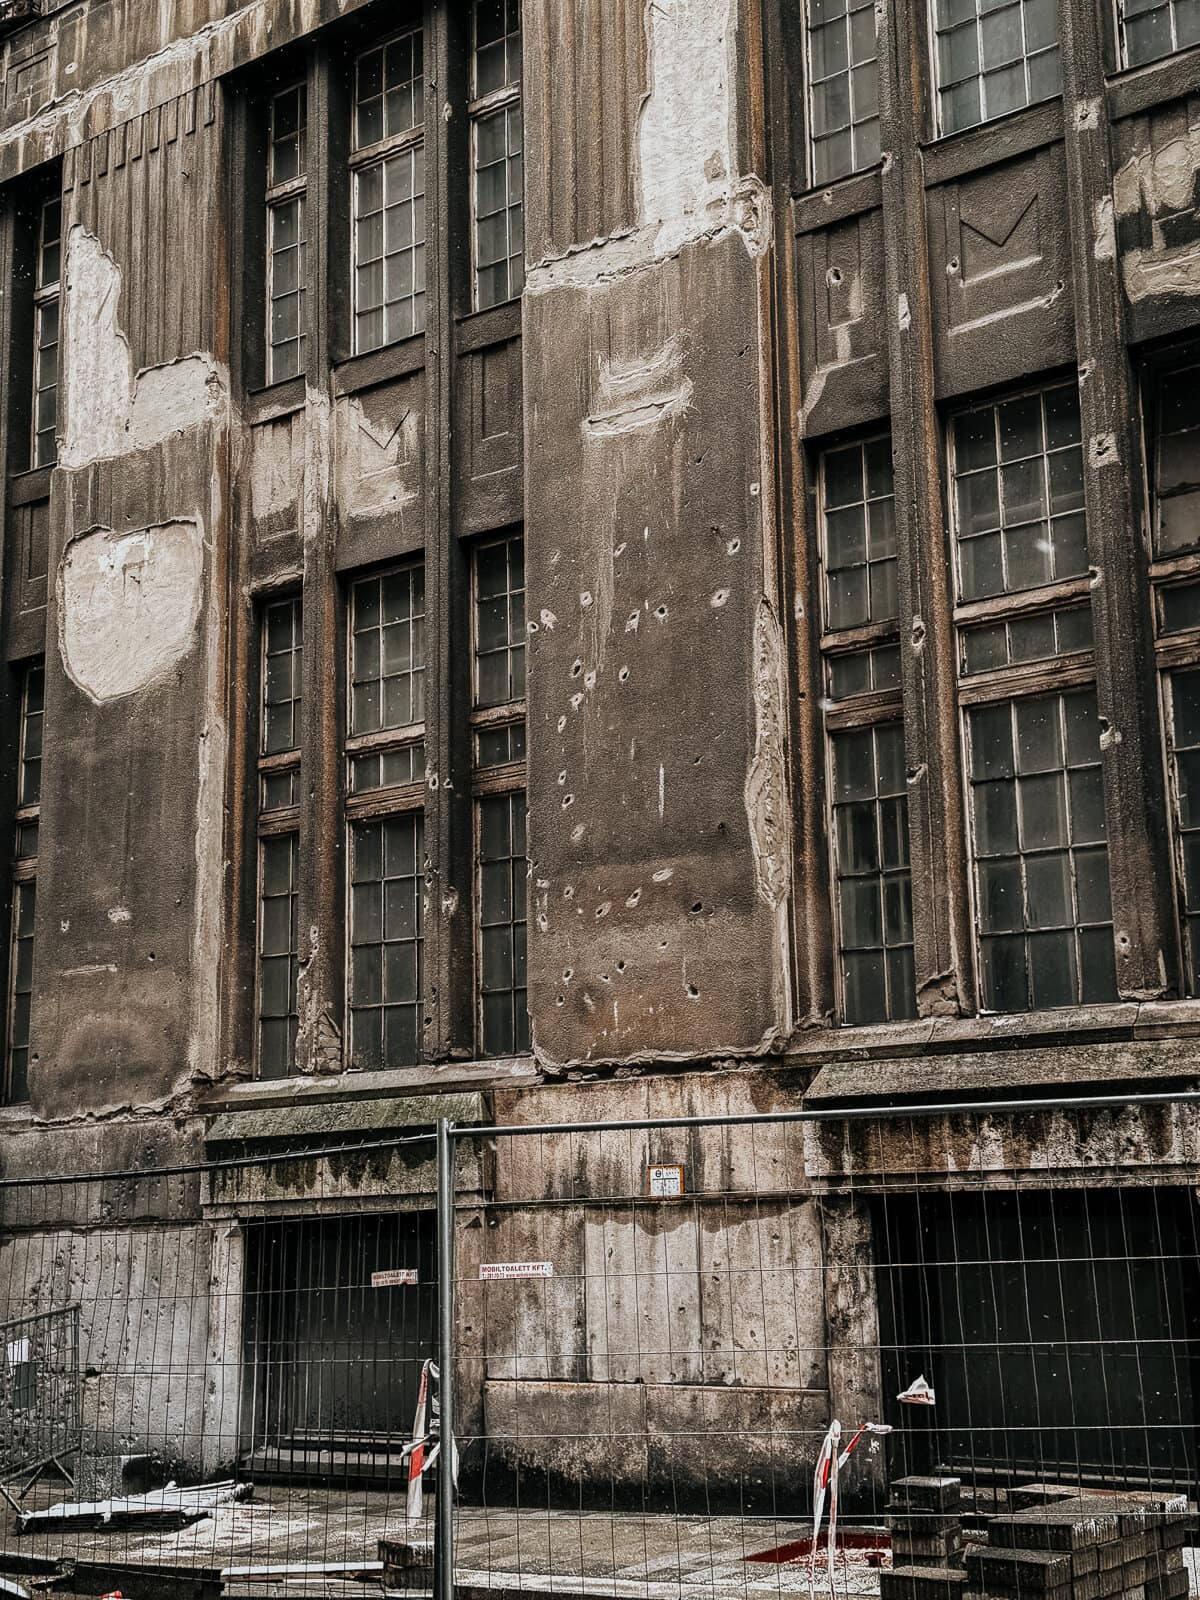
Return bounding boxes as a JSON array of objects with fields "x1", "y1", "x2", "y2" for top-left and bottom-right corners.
[
  {"x1": 61, "y1": 227, "x2": 226, "y2": 468},
  {"x1": 336, "y1": 393, "x2": 422, "y2": 516},
  {"x1": 1113, "y1": 130, "x2": 1200, "y2": 303},
  {"x1": 584, "y1": 336, "x2": 694, "y2": 437},
  {"x1": 744, "y1": 598, "x2": 792, "y2": 908},
  {"x1": 58, "y1": 519, "x2": 204, "y2": 703}
]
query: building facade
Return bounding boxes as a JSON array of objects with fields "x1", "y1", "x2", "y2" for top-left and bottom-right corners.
[{"x1": 0, "y1": 0, "x2": 1198, "y2": 1511}]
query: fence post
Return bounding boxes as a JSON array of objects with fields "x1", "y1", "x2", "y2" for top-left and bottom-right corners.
[{"x1": 434, "y1": 1116, "x2": 456, "y2": 1600}]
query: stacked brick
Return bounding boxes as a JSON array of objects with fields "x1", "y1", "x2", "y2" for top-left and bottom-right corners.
[
  {"x1": 883, "y1": 1475, "x2": 969, "y2": 1600},
  {"x1": 965, "y1": 1490, "x2": 1191, "y2": 1600}
]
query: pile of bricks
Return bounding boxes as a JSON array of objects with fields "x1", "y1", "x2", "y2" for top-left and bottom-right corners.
[
  {"x1": 882, "y1": 1475, "x2": 969, "y2": 1600},
  {"x1": 965, "y1": 1487, "x2": 1191, "y2": 1600}
]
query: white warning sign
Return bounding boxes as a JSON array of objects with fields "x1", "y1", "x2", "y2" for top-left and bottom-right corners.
[
  {"x1": 371, "y1": 1268, "x2": 419, "y2": 1287},
  {"x1": 479, "y1": 1261, "x2": 554, "y2": 1281}
]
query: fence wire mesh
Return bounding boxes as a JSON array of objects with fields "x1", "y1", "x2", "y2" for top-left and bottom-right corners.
[{"x1": 0, "y1": 1095, "x2": 1195, "y2": 1600}]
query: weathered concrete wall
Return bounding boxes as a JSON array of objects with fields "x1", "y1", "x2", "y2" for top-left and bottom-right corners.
[{"x1": 524, "y1": 0, "x2": 789, "y2": 1067}]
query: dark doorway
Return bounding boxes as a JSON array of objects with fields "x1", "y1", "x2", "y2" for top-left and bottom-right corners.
[
  {"x1": 241, "y1": 1211, "x2": 435, "y2": 1478},
  {"x1": 876, "y1": 1186, "x2": 1200, "y2": 1496}
]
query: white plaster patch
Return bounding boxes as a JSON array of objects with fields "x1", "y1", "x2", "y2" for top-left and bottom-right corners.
[
  {"x1": 584, "y1": 336, "x2": 694, "y2": 437},
  {"x1": 335, "y1": 393, "x2": 421, "y2": 516},
  {"x1": 61, "y1": 227, "x2": 226, "y2": 469},
  {"x1": 58, "y1": 519, "x2": 204, "y2": 703},
  {"x1": 638, "y1": 0, "x2": 735, "y2": 256}
]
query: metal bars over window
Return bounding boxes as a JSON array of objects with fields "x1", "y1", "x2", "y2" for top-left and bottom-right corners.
[
  {"x1": 473, "y1": 534, "x2": 528, "y2": 1056},
  {"x1": 265, "y1": 83, "x2": 308, "y2": 384},
  {"x1": 31, "y1": 196, "x2": 59, "y2": 469},
  {"x1": 471, "y1": 0, "x2": 524, "y2": 311},
  {"x1": 805, "y1": 0, "x2": 880, "y2": 184},
  {"x1": 351, "y1": 30, "x2": 427, "y2": 352},
  {"x1": 257, "y1": 598, "x2": 302, "y2": 1078},
  {"x1": 6, "y1": 662, "x2": 42, "y2": 1104},
  {"x1": 819, "y1": 437, "x2": 913, "y2": 1025},
  {"x1": 346, "y1": 564, "x2": 426, "y2": 1069},
  {"x1": 933, "y1": 0, "x2": 1061, "y2": 135}
]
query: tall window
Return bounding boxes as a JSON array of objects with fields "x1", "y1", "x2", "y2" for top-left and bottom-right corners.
[
  {"x1": 346, "y1": 564, "x2": 426, "y2": 1068},
  {"x1": 1149, "y1": 360, "x2": 1200, "y2": 994},
  {"x1": 473, "y1": 534, "x2": 528, "y2": 1055},
  {"x1": 351, "y1": 30, "x2": 426, "y2": 352},
  {"x1": 266, "y1": 83, "x2": 308, "y2": 383},
  {"x1": 7, "y1": 663, "x2": 42, "y2": 1104},
  {"x1": 1119, "y1": 0, "x2": 1199, "y2": 65},
  {"x1": 31, "y1": 196, "x2": 60, "y2": 468},
  {"x1": 951, "y1": 382, "x2": 1113, "y2": 1011},
  {"x1": 257, "y1": 598, "x2": 302, "y2": 1076},
  {"x1": 933, "y1": 0, "x2": 1060, "y2": 135},
  {"x1": 819, "y1": 437, "x2": 913, "y2": 1024},
  {"x1": 471, "y1": 0, "x2": 524, "y2": 311},
  {"x1": 805, "y1": 0, "x2": 880, "y2": 185}
]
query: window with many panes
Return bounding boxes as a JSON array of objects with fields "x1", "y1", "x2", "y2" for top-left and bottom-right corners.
[
  {"x1": 473, "y1": 534, "x2": 528, "y2": 1055},
  {"x1": 805, "y1": 0, "x2": 880, "y2": 184},
  {"x1": 933, "y1": 0, "x2": 1060, "y2": 135},
  {"x1": 345, "y1": 564, "x2": 426, "y2": 1068},
  {"x1": 6, "y1": 662, "x2": 42, "y2": 1103},
  {"x1": 351, "y1": 30, "x2": 426, "y2": 351},
  {"x1": 1118, "y1": 0, "x2": 1199, "y2": 65},
  {"x1": 1148, "y1": 359, "x2": 1200, "y2": 994},
  {"x1": 257, "y1": 598, "x2": 302, "y2": 1076},
  {"x1": 31, "y1": 197, "x2": 60, "y2": 469},
  {"x1": 819, "y1": 437, "x2": 914, "y2": 1024},
  {"x1": 471, "y1": 0, "x2": 524, "y2": 310},
  {"x1": 950, "y1": 381, "x2": 1113, "y2": 1011},
  {"x1": 265, "y1": 83, "x2": 308, "y2": 383}
]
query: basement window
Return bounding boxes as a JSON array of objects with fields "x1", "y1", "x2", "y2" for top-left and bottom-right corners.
[
  {"x1": 472, "y1": 534, "x2": 528, "y2": 1055},
  {"x1": 805, "y1": 0, "x2": 880, "y2": 184},
  {"x1": 933, "y1": 0, "x2": 1061, "y2": 135}
]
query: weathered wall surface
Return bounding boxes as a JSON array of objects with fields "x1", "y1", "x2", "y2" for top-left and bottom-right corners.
[
  {"x1": 524, "y1": 0, "x2": 790, "y2": 1067},
  {"x1": 28, "y1": 85, "x2": 229, "y2": 1120}
]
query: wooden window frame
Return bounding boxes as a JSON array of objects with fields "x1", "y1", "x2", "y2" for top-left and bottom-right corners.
[
  {"x1": 255, "y1": 595, "x2": 303, "y2": 1079},
  {"x1": 469, "y1": 0, "x2": 524, "y2": 312},
  {"x1": 5, "y1": 660, "x2": 42, "y2": 1105}
]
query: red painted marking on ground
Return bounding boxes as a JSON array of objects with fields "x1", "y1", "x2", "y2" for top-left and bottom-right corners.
[{"x1": 747, "y1": 1532, "x2": 891, "y2": 1565}]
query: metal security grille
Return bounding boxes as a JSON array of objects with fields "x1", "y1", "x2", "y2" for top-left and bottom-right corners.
[{"x1": 0, "y1": 1095, "x2": 1197, "y2": 1595}]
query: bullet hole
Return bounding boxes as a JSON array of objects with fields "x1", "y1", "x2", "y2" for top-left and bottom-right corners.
[
  {"x1": 596, "y1": 901, "x2": 611, "y2": 919},
  {"x1": 652, "y1": 867, "x2": 674, "y2": 883},
  {"x1": 558, "y1": 769, "x2": 568, "y2": 785},
  {"x1": 580, "y1": 591, "x2": 594, "y2": 610},
  {"x1": 562, "y1": 967, "x2": 574, "y2": 981},
  {"x1": 570, "y1": 692, "x2": 583, "y2": 710},
  {"x1": 693, "y1": 754, "x2": 702, "y2": 765},
  {"x1": 570, "y1": 658, "x2": 583, "y2": 677},
  {"x1": 911, "y1": 616, "x2": 927, "y2": 649},
  {"x1": 626, "y1": 888, "x2": 642, "y2": 907},
  {"x1": 616, "y1": 960, "x2": 626, "y2": 973},
  {"x1": 727, "y1": 538, "x2": 740, "y2": 555},
  {"x1": 686, "y1": 983, "x2": 700, "y2": 999},
  {"x1": 614, "y1": 542, "x2": 627, "y2": 558},
  {"x1": 618, "y1": 666, "x2": 630, "y2": 684},
  {"x1": 584, "y1": 670, "x2": 597, "y2": 690},
  {"x1": 625, "y1": 611, "x2": 641, "y2": 633},
  {"x1": 601, "y1": 971, "x2": 611, "y2": 983},
  {"x1": 947, "y1": 256, "x2": 959, "y2": 274},
  {"x1": 654, "y1": 605, "x2": 668, "y2": 622},
  {"x1": 557, "y1": 715, "x2": 567, "y2": 732},
  {"x1": 148, "y1": 951, "x2": 156, "y2": 961},
  {"x1": 1117, "y1": 931, "x2": 1131, "y2": 951},
  {"x1": 527, "y1": 621, "x2": 539, "y2": 635},
  {"x1": 564, "y1": 886, "x2": 575, "y2": 900},
  {"x1": 750, "y1": 482, "x2": 760, "y2": 497},
  {"x1": 556, "y1": 994, "x2": 565, "y2": 1006},
  {"x1": 690, "y1": 901, "x2": 704, "y2": 915},
  {"x1": 711, "y1": 588, "x2": 729, "y2": 608},
  {"x1": 716, "y1": 821, "x2": 727, "y2": 834},
  {"x1": 827, "y1": 265, "x2": 843, "y2": 287},
  {"x1": 537, "y1": 913, "x2": 549, "y2": 932},
  {"x1": 658, "y1": 938, "x2": 669, "y2": 950},
  {"x1": 1089, "y1": 565, "x2": 1103, "y2": 589},
  {"x1": 562, "y1": 793, "x2": 575, "y2": 808},
  {"x1": 570, "y1": 823, "x2": 585, "y2": 843}
]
